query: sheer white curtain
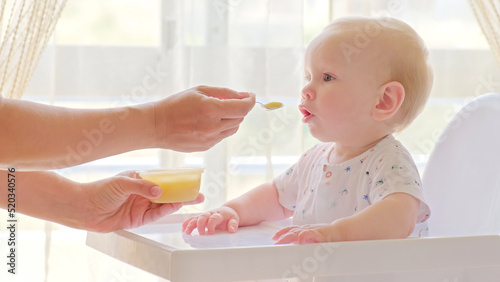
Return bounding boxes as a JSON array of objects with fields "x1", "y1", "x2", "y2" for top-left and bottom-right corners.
[
  {"x1": 470, "y1": 0, "x2": 500, "y2": 66},
  {"x1": 0, "y1": 0, "x2": 67, "y2": 99},
  {"x1": 4, "y1": 0, "x2": 500, "y2": 281}
]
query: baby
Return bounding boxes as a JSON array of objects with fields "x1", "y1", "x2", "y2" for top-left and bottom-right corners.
[{"x1": 183, "y1": 16, "x2": 433, "y2": 244}]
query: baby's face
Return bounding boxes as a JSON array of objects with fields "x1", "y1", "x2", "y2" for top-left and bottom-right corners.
[{"x1": 299, "y1": 28, "x2": 390, "y2": 143}]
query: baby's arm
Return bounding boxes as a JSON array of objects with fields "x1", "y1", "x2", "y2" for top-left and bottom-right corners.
[
  {"x1": 182, "y1": 182, "x2": 293, "y2": 235},
  {"x1": 273, "y1": 193, "x2": 419, "y2": 244}
]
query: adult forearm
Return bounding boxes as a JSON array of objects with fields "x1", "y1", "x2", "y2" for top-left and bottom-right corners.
[
  {"x1": 0, "y1": 86, "x2": 256, "y2": 169},
  {"x1": 0, "y1": 97, "x2": 155, "y2": 170},
  {"x1": 0, "y1": 170, "x2": 86, "y2": 229}
]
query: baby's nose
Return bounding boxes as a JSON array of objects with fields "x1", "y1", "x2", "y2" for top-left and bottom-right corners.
[{"x1": 301, "y1": 85, "x2": 315, "y2": 100}]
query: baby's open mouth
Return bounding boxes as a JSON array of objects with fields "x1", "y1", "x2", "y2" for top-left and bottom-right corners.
[
  {"x1": 299, "y1": 105, "x2": 311, "y2": 117},
  {"x1": 298, "y1": 105, "x2": 314, "y2": 123}
]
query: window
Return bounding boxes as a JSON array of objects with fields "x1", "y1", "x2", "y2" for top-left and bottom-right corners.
[{"x1": 8, "y1": 1, "x2": 499, "y2": 281}]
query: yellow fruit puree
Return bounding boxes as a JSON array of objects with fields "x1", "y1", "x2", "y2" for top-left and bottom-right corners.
[
  {"x1": 264, "y1": 102, "x2": 283, "y2": 108},
  {"x1": 139, "y1": 168, "x2": 203, "y2": 203}
]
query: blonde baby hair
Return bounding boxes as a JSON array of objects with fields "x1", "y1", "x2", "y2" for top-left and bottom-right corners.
[{"x1": 324, "y1": 16, "x2": 434, "y2": 132}]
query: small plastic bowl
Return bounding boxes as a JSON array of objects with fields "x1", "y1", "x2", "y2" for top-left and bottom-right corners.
[{"x1": 138, "y1": 168, "x2": 204, "y2": 203}]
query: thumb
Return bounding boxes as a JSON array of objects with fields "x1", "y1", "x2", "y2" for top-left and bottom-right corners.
[
  {"x1": 115, "y1": 171, "x2": 162, "y2": 199},
  {"x1": 130, "y1": 179, "x2": 162, "y2": 199}
]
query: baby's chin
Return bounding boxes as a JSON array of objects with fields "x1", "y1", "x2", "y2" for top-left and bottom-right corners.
[{"x1": 307, "y1": 127, "x2": 335, "y2": 143}]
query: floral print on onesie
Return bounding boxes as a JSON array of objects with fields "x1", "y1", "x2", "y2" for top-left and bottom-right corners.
[{"x1": 273, "y1": 135, "x2": 430, "y2": 237}]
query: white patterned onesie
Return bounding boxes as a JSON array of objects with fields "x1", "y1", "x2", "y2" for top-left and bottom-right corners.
[{"x1": 273, "y1": 135, "x2": 431, "y2": 237}]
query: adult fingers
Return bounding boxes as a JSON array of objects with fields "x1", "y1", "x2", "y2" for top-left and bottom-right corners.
[
  {"x1": 217, "y1": 124, "x2": 240, "y2": 140},
  {"x1": 114, "y1": 173, "x2": 162, "y2": 200},
  {"x1": 201, "y1": 88, "x2": 256, "y2": 119},
  {"x1": 181, "y1": 193, "x2": 205, "y2": 206},
  {"x1": 217, "y1": 93, "x2": 256, "y2": 118},
  {"x1": 117, "y1": 170, "x2": 137, "y2": 178},
  {"x1": 143, "y1": 203, "x2": 182, "y2": 225},
  {"x1": 218, "y1": 117, "x2": 244, "y2": 133},
  {"x1": 197, "y1": 85, "x2": 252, "y2": 100}
]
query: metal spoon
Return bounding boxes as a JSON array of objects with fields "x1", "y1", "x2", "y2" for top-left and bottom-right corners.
[{"x1": 256, "y1": 101, "x2": 284, "y2": 110}]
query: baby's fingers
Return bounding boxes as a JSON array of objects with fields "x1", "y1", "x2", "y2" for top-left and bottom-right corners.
[
  {"x1": 274, "y1": 231, "x2": 299, "y2": 245},
  {"x1": 275, "y1": 229, "x2": 321, "y2": 245},
  {"x1": 272, "y1": 226, "x2": 296, "y2": 241},
  {"x1": 197, "y1": 214, "x2": 211, "y2": 235},
  {"x1": 181, "y1": 218, "x2": 190, "y2": 232},
  {"x1": 296, "y1": 230, "x2": 321, "y2": 244},
  {"x1": 182, "y1": 217, "x2": 199, "y2": 234},
  {"x1": 205, "y1": 212, "x2": 224, "y2": 234},
  {"x1": 205, "y1": 212, "x2": 238, "y2": 234}
]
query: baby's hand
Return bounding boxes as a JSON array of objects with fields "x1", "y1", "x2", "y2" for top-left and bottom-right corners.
[
  {"x1": 272, "y1": 224, "x2": 338, "y2": 244},
  {"x1": 182, "y1": 206, "x2": 240, "y2": 235}
]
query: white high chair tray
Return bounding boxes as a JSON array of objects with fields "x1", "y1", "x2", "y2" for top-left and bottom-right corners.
[{"x1": 86, "y1": 214, "x2": 500, "y2": 282}]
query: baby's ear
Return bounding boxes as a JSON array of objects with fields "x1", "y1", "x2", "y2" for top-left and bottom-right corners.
[{"x1": 372, "y1": 81, "x2": 405, "y2": 121}]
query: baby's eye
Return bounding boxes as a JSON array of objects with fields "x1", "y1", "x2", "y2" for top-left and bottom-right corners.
[
  {"x1": 323, "y1": 74, "x2": 335, "y2": 82},
  {"x1": 304, "y1": 75, "x2": 311, "y2": 82}
]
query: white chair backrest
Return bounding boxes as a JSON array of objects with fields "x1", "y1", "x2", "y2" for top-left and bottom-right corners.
[{"x1": 423, "y1": 93, "x2": 500, "y2": 237}]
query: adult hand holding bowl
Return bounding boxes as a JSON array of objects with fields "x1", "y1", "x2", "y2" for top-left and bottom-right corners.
[{"x1": 138, "y1": 168, "x2": 204, "y2": 203}]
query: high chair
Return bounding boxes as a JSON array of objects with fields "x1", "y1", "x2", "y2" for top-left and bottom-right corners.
[{"x1": 423, "y1": 92, "x2": 500, "y2": 237}]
